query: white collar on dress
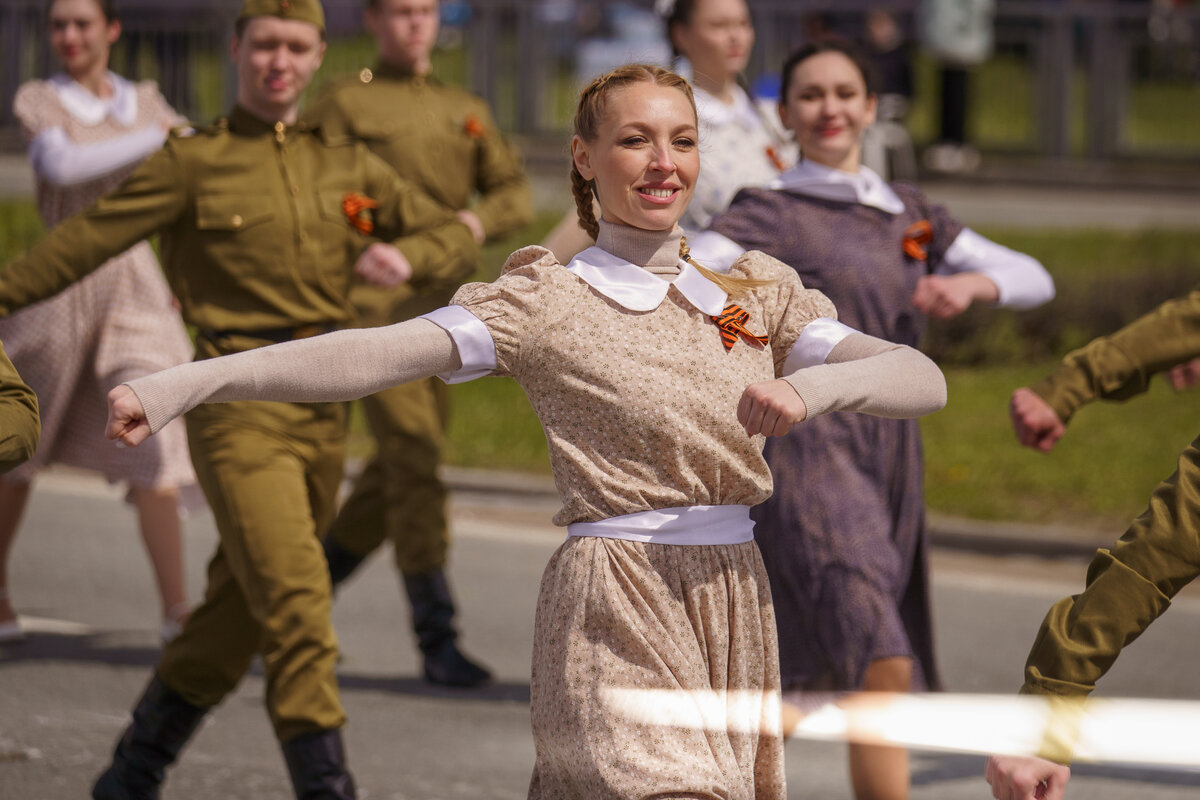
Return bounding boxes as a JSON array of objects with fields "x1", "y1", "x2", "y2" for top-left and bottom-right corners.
[
  {"x1": 566, "y1": 221, "x2": 728, "y2": 314},
  {"x1": 49, "y1": 71, "x2": 138, "y2": 127},
  {"x1": 767, "y1": 159, "x2": 904, "y2": 214},
  {"x1": 692, "y1": 83, "x2": 761, "y2": 131}
]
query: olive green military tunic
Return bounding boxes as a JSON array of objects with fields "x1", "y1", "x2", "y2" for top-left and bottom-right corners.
[
  {"x1": 305, "y1": 64, "x2": 533, "y2": 575},
  {"x1": 1021, "y1": 290, "x2": 1200, "y2": 701},
  {"x1": 0, "y1": 105, "x2": 476, "y2": 740},
  {"x1": 0, "y1": 340, "x2": 40, "y2": 475}
]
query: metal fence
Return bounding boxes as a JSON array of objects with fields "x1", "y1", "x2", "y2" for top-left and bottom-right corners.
[{"x1": 2, "y1": 0, "x2": 1197, "y2": 162}]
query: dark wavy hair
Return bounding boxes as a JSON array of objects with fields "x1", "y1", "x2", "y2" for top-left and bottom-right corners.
[
  {"x1": 49, "y1": 0, "x2": 119, "y2": 22},
  {"x1": 780, "y1": 38, "x2": 878, "y2": 101}
]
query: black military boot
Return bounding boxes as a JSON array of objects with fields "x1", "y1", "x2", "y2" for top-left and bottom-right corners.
[
  {"x1": 322, "y1": 536, "x2": 366, "y2": 588},
  {"x1": 402, "y1": 569, "x2": 492, "y2": 687},
  {"x1": 280, "y1": 729, "x2": 357, "y2": 800},
  {"x1": 91, "y1": 676, "x2": 208, "y2": 800}
]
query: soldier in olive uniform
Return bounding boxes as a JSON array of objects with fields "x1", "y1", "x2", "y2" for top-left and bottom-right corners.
[
  {"x1": 0, "y1": 2, "x2": 476, "y2": 798},
  {"x1": 986, "y1": 289, "x2": 1200, "y2": 800},
  {"x1": 0, "y1": 340, "x2": 39, "y2": 476},
  {"x1": 304, "y1": 0, "x2": 533, "y2": 687}
]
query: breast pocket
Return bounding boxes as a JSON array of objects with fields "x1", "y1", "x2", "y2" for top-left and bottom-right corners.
[{"x1": 195, "y1": 193, "x2": 275, "y2": 233}]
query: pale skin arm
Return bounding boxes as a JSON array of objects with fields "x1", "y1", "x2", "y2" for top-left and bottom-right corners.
[
  {"x1": 985, "y1": 754, "x2": 1071, "y2": 800},
  {"x1": 1010, "y1": 387, "x2": 1067, "y2": 453},
  {"x1": 912, "y1": 272, "x2": 1000, "y2": 320},
  {"x1": 354, "y1": 242, "x2": 412, "y2": 287}
]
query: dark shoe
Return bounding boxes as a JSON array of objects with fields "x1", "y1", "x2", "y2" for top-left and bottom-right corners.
[
  {"x1": 322, "y1": 537, "x2": 366, "y2": 588},
  {"x1": 402, "y1": 570, "x2": 492, "y2": 688},
  {"x1": 280, "y1": 729, "x2": 357, "y2": 800},
  {"x1": 92, "y1": 676, "x2": 207, "y2": 800}
]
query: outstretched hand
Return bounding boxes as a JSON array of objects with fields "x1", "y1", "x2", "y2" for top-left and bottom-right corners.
[
  {"x1": 1009, "y1": 387, "x2": 1066, "y2": 453},
  {"x1": 738, "y1": 379, "x2": 807, "y2": 438},
  {"x1": 912, "y1": 272, "x2": 998, "y2": 320},
  {"x1": 106, "y1": 384, "x2": 152, "y2": 447},
  {"x1": 985, "y1": 754, "x2": 1070, "y2": 800}
]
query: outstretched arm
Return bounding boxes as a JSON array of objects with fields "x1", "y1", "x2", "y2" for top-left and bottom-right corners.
[
  {"x1": 107, "y1": 318, "x2": 460, "y2": 446},
  {"x1": 738, "y1": 326, "x2": 947, "y2": 437}
]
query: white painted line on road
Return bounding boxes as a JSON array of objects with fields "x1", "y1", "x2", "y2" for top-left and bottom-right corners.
[
  {"x1": 452, "y1": 518, "x2": 562, "y2": 547},
  {"x1": 12, "y1": 615, "x2": 95, "y2": 636},
  {"x1": 934, "y1": 569, "x2": 1200, "y2": 613}
]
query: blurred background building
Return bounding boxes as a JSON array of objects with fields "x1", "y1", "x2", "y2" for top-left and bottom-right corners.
[{"x1": 0, "y1": 0, "x2": 1197, "y2": 186}]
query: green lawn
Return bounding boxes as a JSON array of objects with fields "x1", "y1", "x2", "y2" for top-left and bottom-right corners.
[{"x1": 3, "y1": 197, "x2": 1197, "y2": 528}]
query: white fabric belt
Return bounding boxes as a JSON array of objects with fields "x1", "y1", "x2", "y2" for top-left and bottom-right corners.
[{"x1": 568, "y1": 505, "x2": 754, "y2": 546}]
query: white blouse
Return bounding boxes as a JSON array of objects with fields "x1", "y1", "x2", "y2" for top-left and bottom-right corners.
[
  {"x1": 681, "y1": 84, "x2": 795, "y2": 233},
  {"x1": 27, "y1": 72, "x2": 169, "y2": 187}
]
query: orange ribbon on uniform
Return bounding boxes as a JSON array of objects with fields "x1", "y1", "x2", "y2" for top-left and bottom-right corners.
[
  {"x1": 343, "y1": 192, "x2": 378, "y2": 234},
  {"x1": 712, "y1": 303, "x2": 769, "y2": 352},
  {"x1": 463, "y1": 115, "x2": 485, "y2": 138},
  {"x1": 902, "y1": 219, "x2": 933, "y2": 261}
]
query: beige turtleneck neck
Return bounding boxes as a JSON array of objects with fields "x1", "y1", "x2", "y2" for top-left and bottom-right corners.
[{"x1": 594, "y1": 219, "x2": 683, "y2": 278}]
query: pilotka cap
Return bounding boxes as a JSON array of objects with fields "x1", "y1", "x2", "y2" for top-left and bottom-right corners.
[{"x1": 237, "y1": 0, "x2": 326, "y2": 33}]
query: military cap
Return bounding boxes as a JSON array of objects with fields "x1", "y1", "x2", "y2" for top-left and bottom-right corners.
[{"x1": 237, "y1": 0, "x2": 325, "y2": 33}]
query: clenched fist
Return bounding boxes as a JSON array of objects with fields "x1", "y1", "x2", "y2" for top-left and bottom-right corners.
[
  {"x1": 737, "y1": 379, "x2": 807, "y2": 438},
  {"x1": 106, "y1": 384, "x2": 152, "y2": 447}
]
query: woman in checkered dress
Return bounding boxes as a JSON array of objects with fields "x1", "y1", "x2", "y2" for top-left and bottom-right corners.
[{"x1": 0, "y1": 0, "x2": 195, "y2": 644}]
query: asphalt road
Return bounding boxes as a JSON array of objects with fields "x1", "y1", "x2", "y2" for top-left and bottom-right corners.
[{"x1": 1, "y1": 473, "x2": 1199, "y2": 799}]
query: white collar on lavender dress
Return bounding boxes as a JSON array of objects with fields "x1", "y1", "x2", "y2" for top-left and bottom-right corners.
[
  {"x1": 768, "y1": 158, "x2": 905, "y2": 215},
  {"x1": 49, "y1": 71, "x2": 138, "y2": 127},
  {"x1": 565, "y1": 221, "x2": 729, "y2": 315}
]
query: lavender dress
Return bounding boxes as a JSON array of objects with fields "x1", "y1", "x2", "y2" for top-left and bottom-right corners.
[{"x1": 710, "y1": 182, "x2": 963, "y2": 692}]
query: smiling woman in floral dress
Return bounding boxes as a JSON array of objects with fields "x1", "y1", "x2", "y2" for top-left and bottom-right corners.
[{"x1": 105, "y1": 63, "x2": 949, "y2": 799}]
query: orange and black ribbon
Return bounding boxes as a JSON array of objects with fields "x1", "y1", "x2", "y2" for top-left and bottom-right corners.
[
  {"x1": 712, "y1": 303, "x2": 769, "y2": 352},
  {"x1": 343, "y1": 192, "x2": 378, "y2": 234},
  {"x1": 902, "y1": 219, "x2": 933, "y2": 261}
]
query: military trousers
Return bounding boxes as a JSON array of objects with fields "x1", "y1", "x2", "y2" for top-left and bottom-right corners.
[
  {"x1": 325, "y1": 376, "x2": 450, "y2": 576},
  {"x1": 157, "y1": 398, "x2": 347, "y2": 741}
]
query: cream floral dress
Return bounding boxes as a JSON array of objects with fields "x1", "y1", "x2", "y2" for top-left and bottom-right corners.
[
  {"x1": 2, "y1": 73, "x2": 194, "y2": 490},
  {"x1": 443, "y1": 222, "x2": 835, "y2": 799}
]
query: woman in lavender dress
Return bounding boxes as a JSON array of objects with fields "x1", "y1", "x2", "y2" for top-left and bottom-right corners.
[{"x1": 709, "y1": 41, "x2": 1054, "y2": 800}]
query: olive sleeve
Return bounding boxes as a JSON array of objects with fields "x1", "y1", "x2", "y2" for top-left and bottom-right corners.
[
  {"x1": 1022, "y1": 434, "x2": 1200, "y2": 697},
  {"x1": 0, "y1": 340, "x2": 39, "y2": 474},
  {"x1": 0, "y1": 144, "x2": 188, "y2": 316},
  {"x1": 1031, "y1": 290, "x2": 1200, "y2": 423},
  {"x1": 469, "y1": 103, "x2": 534, "y2": 240},
  {"x1": 363, "y1": 149, "x2": 478, "y2": 290}
]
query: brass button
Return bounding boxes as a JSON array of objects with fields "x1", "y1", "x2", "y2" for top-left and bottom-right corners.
[
  {"x1": 231, "y1": 214, "x2": 243, "y2": 228},
  {"x1": 290, "y1": 184, "x2": 300, "y2": 197},
  {"x1": 359, "y1": 68, "x2": 373, "y2": 84},
  {"x1": 298, "y1": 230, "x2": 309, "y2": 243}
]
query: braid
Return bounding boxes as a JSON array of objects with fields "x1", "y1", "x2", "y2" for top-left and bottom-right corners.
[
  {"x1": 570, "y1": 164, "x2": 599, "y2": 240},
  {"x1": 680, "y1": 235, "x2": 772, "y2": 298}
]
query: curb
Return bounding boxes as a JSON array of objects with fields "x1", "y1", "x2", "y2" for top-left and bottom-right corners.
[
  {"x1": 445, "y1": 466, "x2": 1113, "y2": 560},
  {"x1": 36, "y1": 463, "x2": 1113, "y2": 560}
]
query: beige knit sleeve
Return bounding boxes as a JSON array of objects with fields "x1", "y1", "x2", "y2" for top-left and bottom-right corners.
[
  {"x1": 128, "y1": 319, "x2": 459, "y2": 434},
  {"x1": 783, "y1": 332, "x2": 947, "y2": 420}
]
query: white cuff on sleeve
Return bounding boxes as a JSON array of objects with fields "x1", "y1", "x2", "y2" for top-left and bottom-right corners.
[
  {"x1": 940, "y1": 228, "x2": 1055, "y2": 310},
  {"x1": 421, "y1": 305, "x2": 497, "y2": 383},
  {"x1": 783, "y1": 317, "x2": 856, "y2": 374}
]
